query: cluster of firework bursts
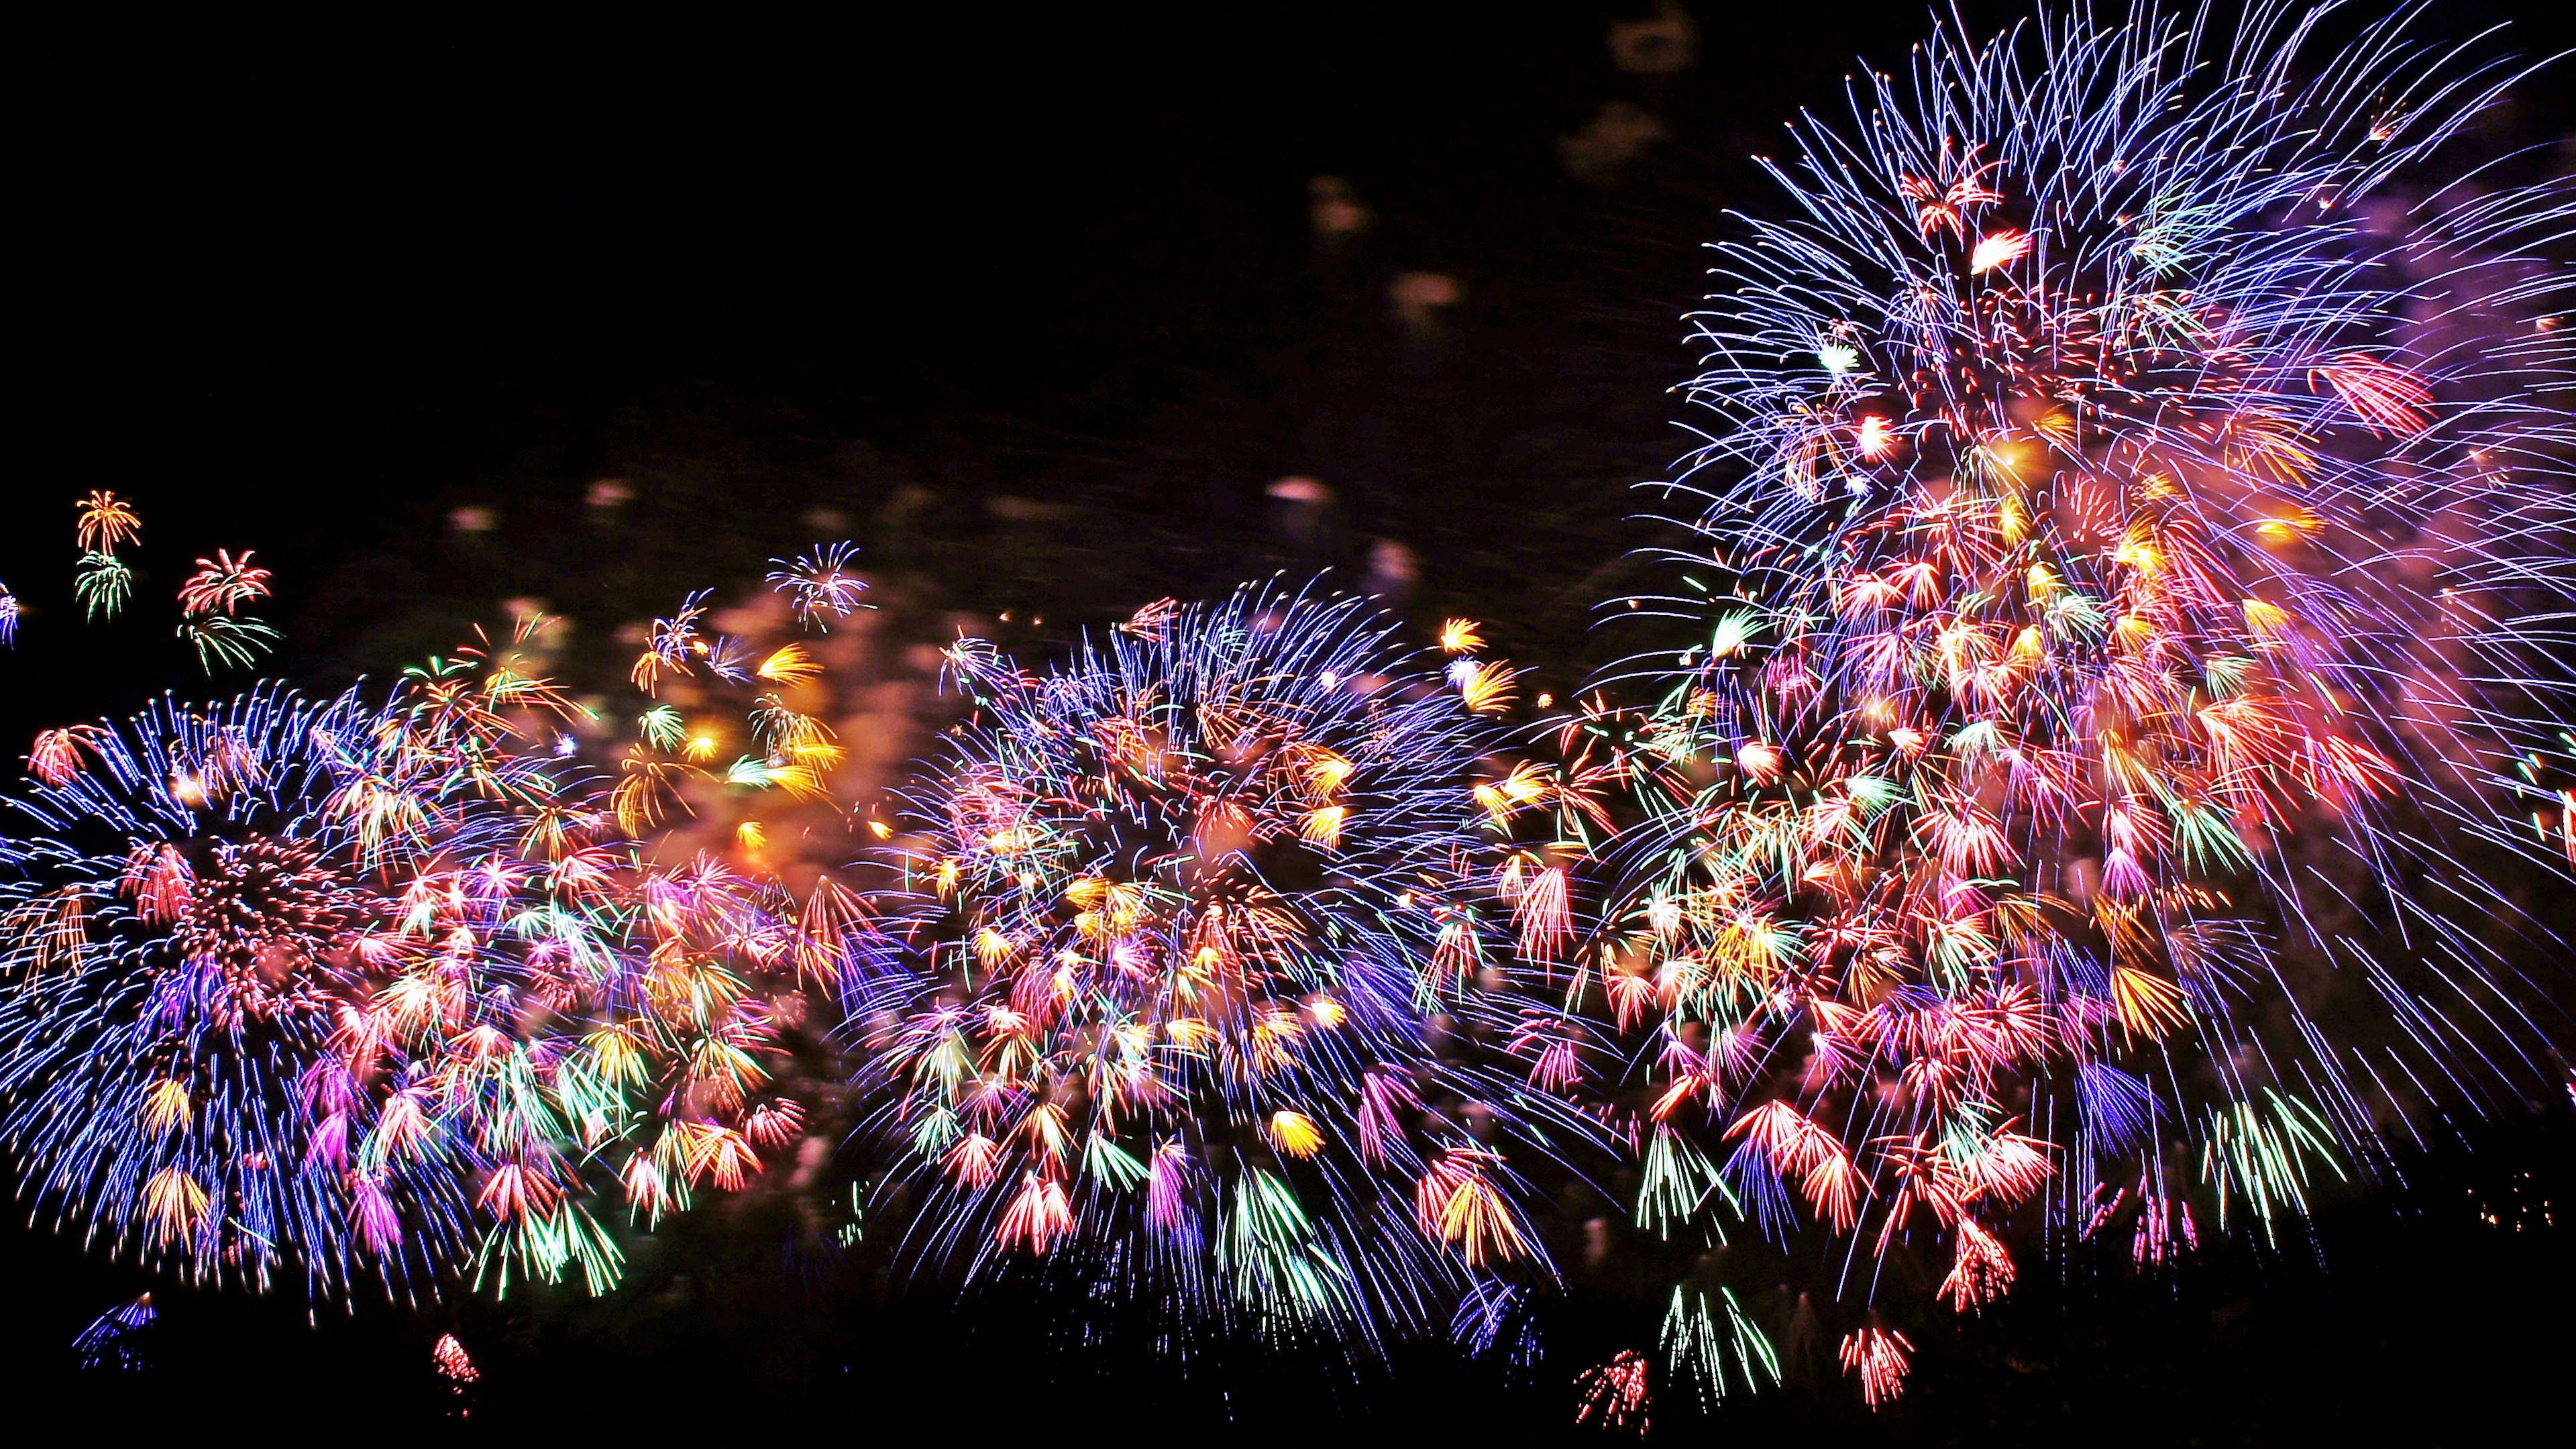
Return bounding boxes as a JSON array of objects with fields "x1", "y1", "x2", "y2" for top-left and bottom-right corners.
[
  {"x1": 0, "y1": 491, "x2": 281, "y2": 670},
  {"x1": 0, "y1": 637, "x2": 815, "y2": 1298},
  {"x1": 1, "y1": 529, "x2": 904, "y2": 1299},
  {"x1": 4, "y1": 0, "x2": 2575, "y2": 1421}
]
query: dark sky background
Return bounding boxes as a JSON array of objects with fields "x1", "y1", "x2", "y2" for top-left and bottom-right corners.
[
  {"x1": 14, "y1": 3, "x2": 2574, "y2": 701},
  {"x1": 8, "y1": 2, "x2": 2575, "y2": 1434}
]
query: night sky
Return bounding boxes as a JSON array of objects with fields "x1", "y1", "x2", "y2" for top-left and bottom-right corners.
[{"x1": 9, "y1": 3, "x2": 2576, "y2": 1434}]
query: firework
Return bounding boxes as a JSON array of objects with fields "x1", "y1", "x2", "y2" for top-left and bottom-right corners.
[
  {"x1": 70, "y1": 1293, "x2": 156, "y2": 1372},
  {"x1": 178, "y1": 614, "x2": 282, "y2": 672},
  {"x1": 172, "y1": 550, "x2": 282, "y2": 672},
  {"x1": 592, "y1": 564, "x2": 914, "y2": 1232},
  {"x1": 0, "y1": 570, "x2": 879, "y2": 1302},
  {"x1": 1839, "y1": 1326, "x2": 1913, "y2": 1409},
  {"x1": 1661, "y1": 1285, "x2": 1782, "y2": 1409},
  {"x1": 76, "y1": 491, "x2": 141, "y2": 554},
  {"x1": 765, "y1": 541, "x2": 874, "y2": 631},
  {"x1": 0, "y1": 582, "x2": 18, "y2": 647},
  {"x1": 1575, "y1": 1348, "x2": 1652, "y2": 1431},
  {"x1": 41, "y1": 490, "x2": 286, "y2": 669},
  {"x1": 1451, "y1": 1279, "x2": 1542, "y2": 1366},
  {"x1": 1585, "y1": 0, "x2": 2576, "y2": 1405},
  {"x1": 857, "y1": 582, "x2": 1598, "y2": 1339},
  {"x1": 176, "y1": 551, "x2": 273, "y2": 619},
  {"x1": 0, "y1": 684, "x2": 477, "y2": 1291},
  {"x1": 371, "y1": 618, "x2": 847, "y2": 1285},
  {"x1": 74, "y1": 553, "x2": 131, "y2": 623},
  {"x1": 69, "y1": 492, "x2": 144, "y2": 627},
  {"x1": 0, "y1": 612, "x2": 841, "y2": 1297},
  {"x1": 432, "y1": 1332, "x2": 478, "y2": 1387}
]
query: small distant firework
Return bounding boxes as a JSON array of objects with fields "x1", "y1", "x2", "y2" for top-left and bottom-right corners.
[
  {"x1": 177, "y1": 550, "x2": 272, "y2": 619},
  {"x1": 1839, "y1": 1327, "x2": 1913, "y2": 1410},
  {"x1": 1593, "y1": 0, "x2": 2576, "y2": 1407},
  {"x1": 70, "y1": 1293, "x2": 155, "y2": 1372},
  {"x1": 1451, "y1": 1279, "x2": 1541, "y2": 1366},
  {"x1": 764, "y1": 541, "x2": 873, "y2": 630},
  {"x1": 25, "y1": 727, "x2": 104, "y2": 788},
  {"x1": 0, "y1": 582, "x2": 18, "y2": 647},
  {"x1": 178, "y1": 614, "x2": 282, "y2": 672},
  {"x1": 74, "y1": 553, "x2": 131, "y2": 623},
  {"x1": 859, "y1": 582, "x2": 1599, "y2": 1338},
  {"x1": 1116, "y1": 596, "x2": 1182, "y2": 640},
  {"x1": 1661, "y1": 1285, "x2": 1781, "y2": 1408},
  {"x1": 1575, "y1": 1348, "x2": 1652, "y2": 1432},
  {"x1": 629, "y1": 589, "x2": 713, "y2": 696},
  {"x1": 75, "y1": 491, "x2": 140, "y2": 554},
  {"x1": 432, "y1": 1332, "x2": 478, "y2": 1387}
]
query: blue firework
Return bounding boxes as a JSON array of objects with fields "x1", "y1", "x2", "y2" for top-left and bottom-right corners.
[
  {"x1": 857, "y1": 582, "x2": 1602, "y2": 1340},
  {"x1": 0, "y1": 685, "x2": 478, "y2": 1295},
  {"x1": 1582, "y1": 0, "x2": 2576, "y2": 1385}
]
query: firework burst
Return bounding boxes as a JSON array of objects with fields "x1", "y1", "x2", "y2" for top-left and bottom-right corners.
[
  {"x1": 0, "y1": 618, "x2": 839, "y2": 1298},
  {"x1": 857, "y1": 583, "x2": 1600, "y2": 1339},
  {"x1": 0, "y1": 684, "x2": 478, "y2": 1291},
  {"x1": 1591, "y1": 0, "x2": 2576, "y2": 1404}
]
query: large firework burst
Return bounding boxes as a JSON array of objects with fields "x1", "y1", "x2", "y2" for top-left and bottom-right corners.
[
  {"x1": 0, "y1": 684, "x2": 480, "y2": 1293},
  {"x1": 858, "y1": 583, "x2": 1601, "y2": 1339},
  {"x1": 1591, "y1": 0, "x2": 2575, "y2": 1403},
  {"x1": 0, "y1": 621, "x2": 834, "y2": 1299}
]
